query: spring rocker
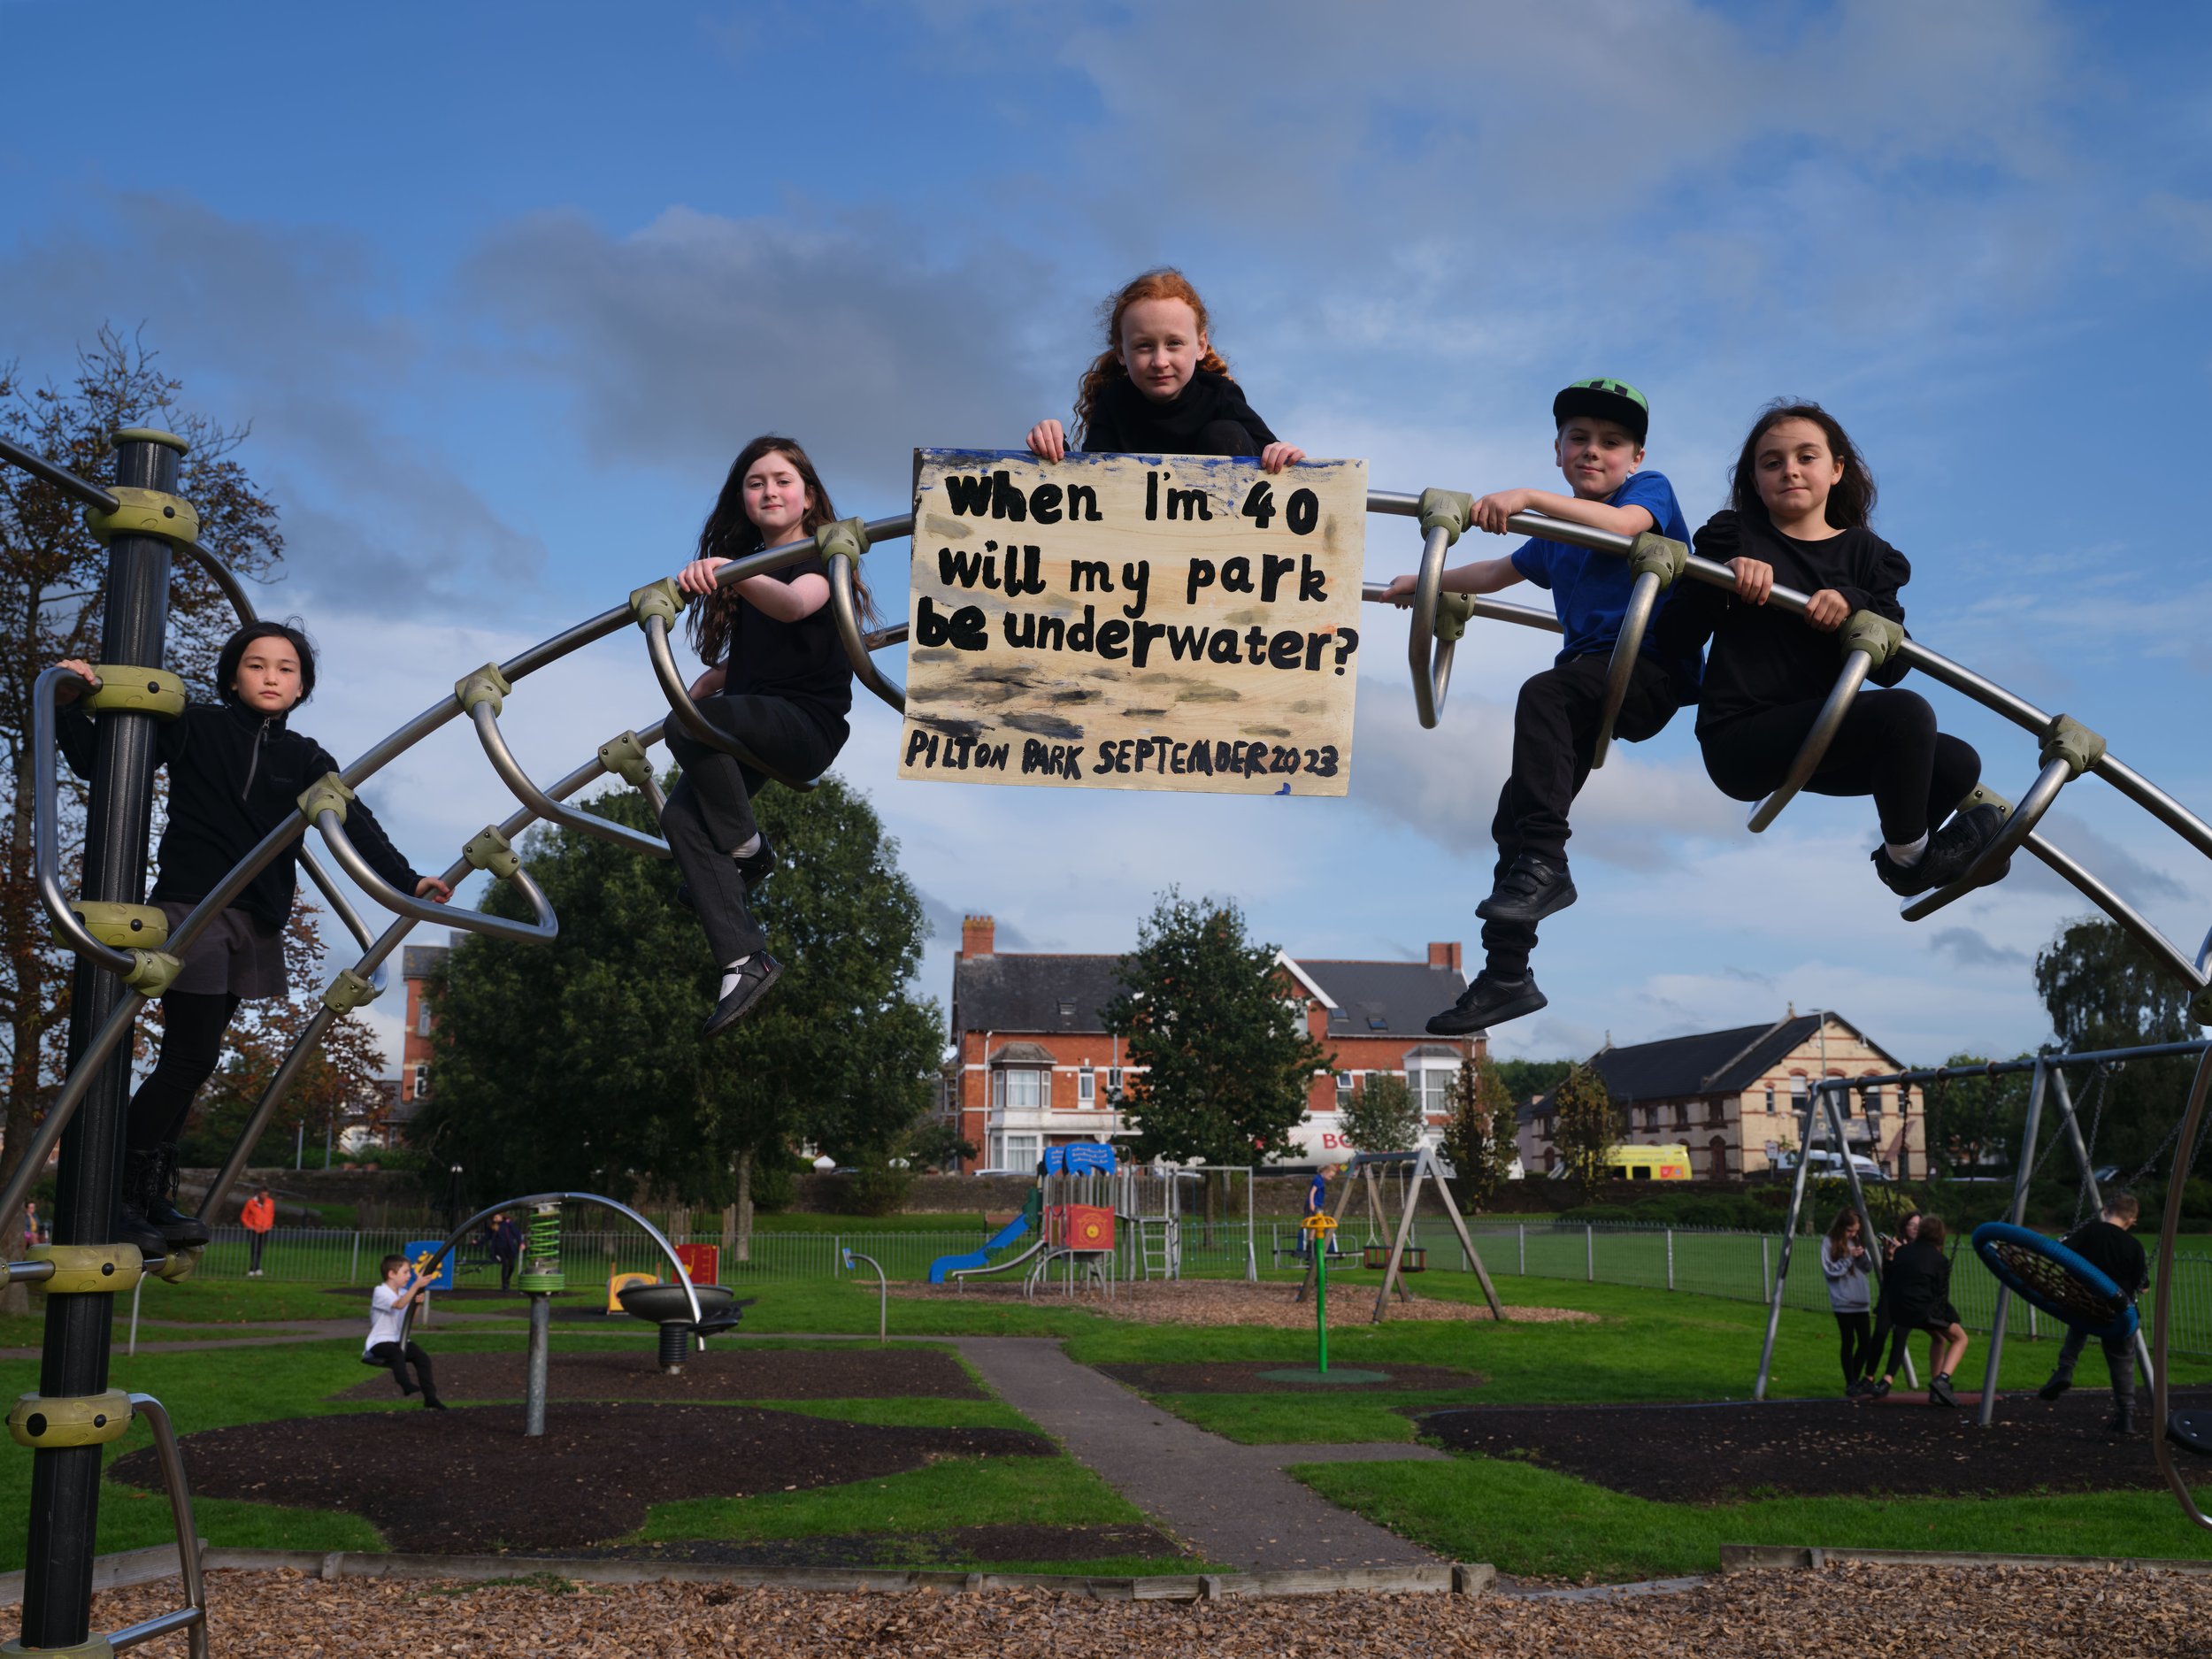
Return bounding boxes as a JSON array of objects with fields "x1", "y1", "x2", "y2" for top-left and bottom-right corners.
[{"x1": 10, "y1": 423, "x2": 2212, "y2": 1652}]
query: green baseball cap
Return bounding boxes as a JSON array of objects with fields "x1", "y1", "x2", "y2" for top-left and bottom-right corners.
[{"x1": 1554, "y1": 377, "x2": 1649, "y2": 444}]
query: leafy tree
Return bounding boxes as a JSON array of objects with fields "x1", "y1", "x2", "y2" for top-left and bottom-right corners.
[
  {"x1": 1444, "y1": 1055, "x2": 1518, "y2": 1212},
  {"x1": 2035, "y1": 917, "x2": 2200, "y2": 1179},
  {"x1": 0, "y1": 332, "x2": 282, "y2": 1310},
  {"x1": 1924, "y1": 1053, "x2": 2032, "y2": 1179},
  {"x1": 1104, "y1": 890, "x2": 1325, "y2": 1213},
  {"x1": 1340, "y1": 1071, "x2": 1422, "y2": 1155},
  {"x1": 411, "y1": 776, "x2": 939, "y2": 1260},
  {"x1": 1494, "y1": 1057, "x2": 1572, "y2": 1106},
  {"x1": 1552, "y1": 1063, "x2": 1618, "y2": 1201},
  {"x1": 900, "y1": 1117, "x2": 977, "y2": 1174}
]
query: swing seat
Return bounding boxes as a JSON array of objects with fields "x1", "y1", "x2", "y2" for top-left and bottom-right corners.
[
  {"x1": 1971, "y1": 1221, "x2": 2138, "y2": 1342},
  {"x1": 2167, "y1": 1409, "x2": 2212, "y2": 1457},
  {"x1": 1360, "y1": 1245, "x2": 1425, "y2": 1271}
]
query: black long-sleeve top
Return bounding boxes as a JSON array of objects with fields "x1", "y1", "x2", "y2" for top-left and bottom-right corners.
[
  {"x1": 2062, "y1": 1218, "x2": 2147, "y2": 1300},
  {"x1": 58, "y1": 696, "x2": 420, "y2": 933},
  {"x1": 1884, "y1": 1237, "x2": 1953, "y2": 1328},
  {"x1": 1079, "y1": 369, "x2": 1279, "y2": 457},
  {"x1": 1656, "y1": 510, "x2": 1914, "y2": 736}
]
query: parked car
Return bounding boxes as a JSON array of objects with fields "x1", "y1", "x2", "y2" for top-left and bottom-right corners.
[{"x1": 1773, "y1": 1148, "x2": 1887, "y2": 1182}]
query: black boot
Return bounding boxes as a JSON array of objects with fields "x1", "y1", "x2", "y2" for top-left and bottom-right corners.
[
  {"x1": 2037, "y1": 1368, "x2": 2074, "y2": 1402},
  {"x1": 1426, "y1": 972, "x2": 1548, "y2": 1037},
  {"x1": 116, "y1": 1150, "x2": 171, "y2": 1263},
  {"x1": 1927, "y1": 1371, "x2": 1959, "y2": 1408},
  {"x1": 1474, "y1": 854, "x2": 1578, "y2": 927},
  {"x1": 145, "y1": 1144, "x2": 211, "y2": 1249}
]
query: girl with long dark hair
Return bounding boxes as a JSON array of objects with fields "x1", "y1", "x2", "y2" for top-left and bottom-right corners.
[{"x1": 663, "y1": 435, "x2": 865, "y2": 1035}]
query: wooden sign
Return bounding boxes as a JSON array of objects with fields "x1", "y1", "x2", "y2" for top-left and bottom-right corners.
[{"x1": 901, "y1": 449, "x2": 1367, "y2": 795}]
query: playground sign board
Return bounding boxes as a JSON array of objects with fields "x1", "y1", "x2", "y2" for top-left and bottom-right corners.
[{"x1": 901, "y1": 449, "x2": 1367, "y2": 796}]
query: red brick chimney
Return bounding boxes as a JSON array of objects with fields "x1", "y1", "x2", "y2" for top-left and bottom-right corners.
[
  {"x1": 1428, "y1": 941, "x2": 1462, "y2": 972},
  {"x1": 961, "y1": 915, "x2": 996, "y2": 958}
]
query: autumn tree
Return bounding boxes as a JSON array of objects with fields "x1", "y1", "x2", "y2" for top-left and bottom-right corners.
[
  {"x1": 1341, "y1": 1071, "x2": 1422, "y2": 1154},
  {"x1": 1445, "y1": 1055, "x2": 1519, "y2": 1212},
  {"x1": 1552, "y1": 1063, "x2": 1619, "y2": 1201},
  {"x1": 0, "y1": 332, "x2": 283, "y2": 1308}
]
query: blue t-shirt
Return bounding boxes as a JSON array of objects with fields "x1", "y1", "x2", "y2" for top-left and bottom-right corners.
[
  {"x1": 1509, "y1": 472, "x2": 1700, "y2": 684},
  {"x1": 1308, "y1": 1172, "x2": 1328, "y2": 1215}
]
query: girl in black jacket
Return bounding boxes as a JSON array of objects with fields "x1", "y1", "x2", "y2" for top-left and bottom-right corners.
[
  {"x1": 56, "y1": 621, "x2": 448, "y2": 1258},
  {"x1": 1662, "y1": 403, "x2": 2001, "y2": 900},
  {"x1": 1870, "y1": 1213, "x2": 1970, "y2": 1406},
  {"x1": 1025, "y1": 268, "x2": 1305, "y2": 471}
]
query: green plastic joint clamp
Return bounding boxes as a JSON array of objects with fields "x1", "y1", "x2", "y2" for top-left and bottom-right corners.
[
  {"x1": 81, "y1": 665, "x2": 186, "y2": 719},
  {"x1": 26, "y1": 1244, "x2": 142, "y2": 1295},
  {"x1": 321, "y1": 967, "x2": 382, "y2": 1013},
  {"x1": 297, "y1": 772, "x2": 356, "y2": 826},
  {"x1": 1627, "y1": 532, "x2": 1688, "y2": 587},
  {"x1": 151, "y1": 1247, "x2": 200, "y2": 1285},
  {"x1": 1417, "y1": 488, "x2": 1472, "y2": 546},
  {"x1": 65, "y1": 902, "x2": 167, "y2": 949},
  {"x1": 7, "y1": 1389, "x2": 134, "y2": 1450},
  {"x1": 111, "y1": 426, "x2": 189, "y2": 453},
  {"x1": 596, "y1": 730, "x2": 656, "y2": 789},
  {"x1": 0, "y1": 1633, "x2": 118, "y2": 1656},
  {"x1": 121, "y1": 949, "x2": 183, "y2": 999},
  {"x1": 84, "y1": 486, "x2": 201, "y2": 549},
  {"x1": 629, "y1": 577, "x2": 687, "y2": 631},
  {"x1": 1958, "y1": 782, "x2": 2014, "y2": 818},
  {"x1": 815, "y1": 517, "x2": 871, "y2": 565},
  {"x1": 2040, "y1": 713, "x2": 2107, "y2": 780},
  {"x1": 465, "y1": 825, "x2": 520, "y2": 879},
  {"x1": 454, "y1": 661, "x2": 512, "y2": 717},
  {"x1": 1839, "y1": 610, "x2": 1906, "y2": 668},
  {"x1": 1434, "y1": 592, "x2": 1478, "y2": 642}
]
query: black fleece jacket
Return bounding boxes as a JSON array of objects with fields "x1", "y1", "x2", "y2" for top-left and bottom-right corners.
[
  {"x1": 1655, "y1": 510, "x2": 1914, "y2": 736},
  {"x1": 58, "y1": 696, "x2": 419, "y2": 933},
  {"x1": 1884, "y1": 1237, "x2": 1953, "y2": 1329},
  {"x1": 2062, "y1": 1218, "x2": 2147, "y2": 1300},
  {"x1": 1079, "y1": 368, "x2": 1279, "y2": 457}
]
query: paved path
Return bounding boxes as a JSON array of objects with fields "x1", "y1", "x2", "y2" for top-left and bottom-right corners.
[{"x1": 949, "y1": 1335, "x2": 1446, "y2": 1571}]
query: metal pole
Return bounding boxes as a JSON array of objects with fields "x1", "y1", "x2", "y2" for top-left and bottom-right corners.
[
  {"x1": 22, "y1": 430, "x2": 180, "y2": 1652},
  {"x1": 349, "y1": 1232, "x2": 359, "y2": 1284},
  {"x1": 525, "y1": 1294, "x2": 551, "y2": 1437},
  {"x1": 1518, "y1": 1223, "x2": 1525, "y2": 1276},
  {"x1": 2048, "y1": 1066, "x2": 2158, "y2": 1389},
  {"x1": 1763, "y1": 1235, "x2": 1772, "y2": 1301},
  {"x1": 1666, "y1": 1227, "x2": 1675, "y2": 1291},
  {"x1": 1755, "y1": 1086, "x2": 1824, "y2": 1401},
  {"x1": 127, "y1": 1276, "x2": 144, "y2": 1357},
  {"x1": 1978, "y1": 1056, "x2": 2051, "y2": 1427},
  {"x1": 1586, "y1": 1224, "x2": 1594, "y2": 1282}
]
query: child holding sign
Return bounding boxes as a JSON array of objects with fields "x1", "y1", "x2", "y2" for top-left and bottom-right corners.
[
  {"x1": 1387, "y1": 380, "x2": 1698, "y2": 1033},
  {"x1": 664, "y1": 437, "x2": 864, "y2": 1036},
  {"x1": 1025, "y1": 269, "x2": 1305, "y2": 472}
]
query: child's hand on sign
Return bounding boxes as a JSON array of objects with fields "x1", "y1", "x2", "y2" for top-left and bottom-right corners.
[
  {"x1": 1259, "y1": 442, "x2": 1305, "y2": 474},
  {"x1": 1025, "y1": 419, "x2": 1068, "y2": 463}
]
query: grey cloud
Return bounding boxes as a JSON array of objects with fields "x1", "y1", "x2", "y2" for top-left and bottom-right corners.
[
  {"x1": 2016, "y1": 812, "x2": 2191, "y2": 909},
  {"x1": 1930, "y1": 926, "x2": 2030, "y2": 969},
  {"x1": 916, "y1": 890, "x2": 1034, "y2": 951}
]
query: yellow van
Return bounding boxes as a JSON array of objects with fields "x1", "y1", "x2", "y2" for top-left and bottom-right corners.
[{"x1": 1606, "y1": 1144, "x2": 1692, "y2": 1181}]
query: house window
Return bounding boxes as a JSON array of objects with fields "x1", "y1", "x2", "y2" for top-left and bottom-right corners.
[
  {"x1": 992, "y1": 1133, "x2": 1041, "y2": 1172},
  {"x1": 1672, "y1": 1101, "x2": 1689, "y2": 1128},
  {"x1": 1334, "y1": 1072, "x2": 1353, "y2": 1111},
  {"x1": 1057, "y1": 999, "x2": 1077, "y2": 1019},
  {"x1": 1414, "y1": 1068, "x2": 1451, "y2": 1118},
  {"x1": 1367, "y1": 1015, "x2": 1388, "y2": 1030},
  {"x1": 1106, "y1": 1066, "x2": 1124, "y2": 1098},
  {"x1": 416, "y1": 1006, "x2": 432, "y2": 1038},
  {"x1": 1863, "y1": 1084, "x2": 1884, "y2": 1120},
  {"x1": 1764, "y1": 1085, "x2": 1776, "y2": 1114},
  {"x1": 411, "y1": 1065, "x2": 431, "y2": 1101},
  {"x1": 1001, "y1": 1069, "x2": 1045, "y2": 1110},
  {"x1": 1790, "y1": 1076, "x2": 1809, "y2": 1112},
  {"x1": 1078, "y1": 1068, "x2": 1095, "y2": 1104},
  {"x1": 1706, "y1": 1098, "x2": 1724, "y2": 1125}
]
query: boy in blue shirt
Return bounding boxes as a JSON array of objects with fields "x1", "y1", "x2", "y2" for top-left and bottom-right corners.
[{"x1": 1386, "y1": 379, "x2": 1699, "y2": 1033}]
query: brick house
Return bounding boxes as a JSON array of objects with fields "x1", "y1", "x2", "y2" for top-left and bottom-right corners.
[
  {"x1": 1518, "y1": 1009, "x2": 1924, "y2": 1182},
  {"x1": 946, "y1": 915, "x2": 1486, "y2": 1172}
]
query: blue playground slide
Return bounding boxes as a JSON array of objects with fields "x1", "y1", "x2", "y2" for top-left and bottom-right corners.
[{"x1": 928, "y1": 1212, "x2": 1031, "y2": 1284}]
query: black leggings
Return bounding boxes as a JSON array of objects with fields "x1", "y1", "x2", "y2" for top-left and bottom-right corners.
[
  {"x1": 1834, "y1": 1311, "x2": 1876, "y2": 1386},
  {"x1": 127, "y1": 992, "x2": 241, "y2": 1151},
  {"x1": 1701, "y1": 689, "x2": 1980, "y2": 845},
  {"x1": 367, "y1": 1340, "x2": 439, "y2": 1402}
]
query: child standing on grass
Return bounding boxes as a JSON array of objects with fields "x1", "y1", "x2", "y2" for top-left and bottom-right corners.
[
  {"x1": 1025, "y1": 269, "x2": 1305, "y2": 472},
  {"x1": 1823, "y1": 1208, "x2": 1875, "y2": 1394},
  {"x1": 1663, "y1": 402, "x2": 2004, "y2": 900},
  {"x1": 1384, "y1": 379, "x2": 1700, "y2": 1033},
  {"x1": 365, "y1": 1254, "x2": 446, "y2": 1409},
  {"x1": 2036, "y1": 1191, "x2": 2147, "y2": 1435}
]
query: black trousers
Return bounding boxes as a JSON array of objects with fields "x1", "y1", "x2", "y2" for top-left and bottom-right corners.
[
  {"x1": 247, "y1": 1232, "x2": 268, "y2": 1272},
  {"x1": 660, "y1": 693, "x2": 845, "y2": 964},
  {"x1": 1834, "y1": 1310, "x2": 1876, "y2": 1386},
  {"x1": 127, "y1": 992, "x2": 241, "y2": 1151},
  {"x1": 1701, "y1": 688, "x2": 1980, "y2": 847},
  {"x1": 1483, "y1": 654, "x2": 1683, "y2": 978},
  {"x1": 366, "y1": 1340, "x2": 439, "y2": 1402},
  {"x1": 2053, "y1": 1324, "x2": 2137, "y2": 1403}
]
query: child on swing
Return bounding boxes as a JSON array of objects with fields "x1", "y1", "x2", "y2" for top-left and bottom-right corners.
[
  {"x1": 1663, "y1": 402, "x2": 2005, "y2": 898},
  {"x1": 1025, "y1": 269, "x2": 1305, "y2": 471},
  {"x1": 54, "y1": 623, "x2": 449, "y2": 1261}
]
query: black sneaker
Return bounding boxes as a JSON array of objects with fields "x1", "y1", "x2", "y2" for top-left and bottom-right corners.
[
  {"x1": 1870, "y1": 845, "x2": 1939, "y2": 898},
  {"x1": 1868, "y1": 1379, "x2": 1892, "y2": 1401},
  {"x1": 1846, "y1": 1378, "x2": 1872, "y2": 1399},
  {"x1": 1928, "y1": 1371, "x2": 1958, "y2": 1408},
  {"x1": 1474, "y1": 855, "x2": 1578, "y2": 927},
  {"x1": 2037, "y1": 1371, "x2": 2073, "y2": 1402},
  {"x1": 424, "y1": 1397, "x2": 449, "y2": 1411},
  {"x1": 703, "y1": 953, "x2": 784, "y2": 1038},
  {"x1": 1930, "y1": 803, "x2": 2010, "y2": 890},
  {"x1": 1426, "y1": 972, "x2": 1548, "y2": 1036}
]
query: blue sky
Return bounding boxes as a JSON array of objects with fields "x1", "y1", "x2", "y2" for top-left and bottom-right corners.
[{"x1": 6, "y1": 0, "x2": 2211, "y2": 1073}]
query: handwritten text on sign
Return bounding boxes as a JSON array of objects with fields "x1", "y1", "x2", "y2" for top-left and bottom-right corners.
[{"x1": 900, "y1": 449, "x2": 1366, "y2": 795}]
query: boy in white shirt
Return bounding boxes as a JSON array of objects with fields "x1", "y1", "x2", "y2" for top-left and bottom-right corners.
[{"x1": 365, "y1": 1254, "x2": 447, "y2": 1409}]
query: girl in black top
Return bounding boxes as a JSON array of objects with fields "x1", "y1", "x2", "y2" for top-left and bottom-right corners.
[
  {"x1": 1025, "y1": 268, "x2": 1305, "y2": 471},
  {"x1": 1662, "y1": 403, "x2": 2001, "y2": 899},
  {"x1": 1874, "y1": 1213, "x2": 1970, "y2": 1406},
  {"x1": 664, "y1": 436, "x2": 861, "y2": 1036},
  {"x1": 55, "y1": 621, "x2": 447, "y2": 1258}
]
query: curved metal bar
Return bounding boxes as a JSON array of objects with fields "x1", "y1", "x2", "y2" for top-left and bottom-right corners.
[
  {"x1": 33, "y1": 666, "x2": 135, "y2": 973},
  {"x1": 1590, "y1": 569, "x2": 1660, "y2": 771},
  {"x1": 641, "y1": 613, "x2": 816, "y2": 791},
  {"x1": 297, "y1": 846, "x2": 388, "y2": 995},
  {"x1": 2150, "y1": 1047, "x2": 2212, "y2": 1531},
  {"x1": 468, "y1": 703, "x2": 671, "y2": 859},
  {"x1": 2025, "y1": 832, "x2": 2208, "y2": 990},
  {"x1": 2094, "y1": 754, "x2": 2212, "y2": 866},
  {"x1": 1362, "y1": 582, "x2": 1559, "y2": 635},
  {"x1": 1747, "y1": 649, "x2": 1875, "y2": 833},
  {"x1": 1892, "y1": 637, "x2": 2055, "y2": 739},
  {"x1": 1899, "y1": 757, "x2": 2070, "y2": 922},
  {"x1": 6, "y1": 1260, "x2": 57, "y2": 1286},
  {"x1": 314, "y1": 809, "x2": 558, "y2": 944},
  {"x1": 111, "y1": 1394, "x2": 210, "y2": 1658},
  {"x1": 862, "y1": 622, "x2": 909, "y2": 651},
  {"x1": 0, "y1": 991, "x2": 147, "y2": 1235},
  {"x1": 396, "y1": 1190, "x2": 702, "y2": 1348},
  {"x1": 177, "y1": 538, "x2": 258, "y2": 628},
  {"x1": 0, "y1": 434, "x2": 118, "y2": 512},
  {"x1": 1407, "y1": 525, "x2": 1457, "y2": 730},
  {"x1": 826, "y1": 555, "x2": 905, "y2": 714}
]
